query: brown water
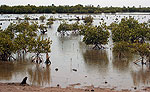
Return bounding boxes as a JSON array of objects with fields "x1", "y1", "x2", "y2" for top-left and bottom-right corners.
[{"x1": 0, "y1": 13, "x2": 150, "y2": 90}]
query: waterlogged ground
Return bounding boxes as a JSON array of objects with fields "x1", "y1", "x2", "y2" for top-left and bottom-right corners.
[{"x1": 0, "y1": 13, "x2": 150, "y2": 90}]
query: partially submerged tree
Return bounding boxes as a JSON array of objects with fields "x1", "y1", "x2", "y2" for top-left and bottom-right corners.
[
  {"x1": 110, "y1": 17, "x2": 150, "y2": 64},
  {"x1": 0, "y1": 32, "x2": 16, "y2": 61},
  {"x1": 39, "y1": 15, "x2": 46, "y2": 22},
  {"x1": 70, "y1": 21, "x2": 80, "y2": 34},
  {"x1": 57, "y1": 21, "x2": 80, "y2": 36},
  {"x1": 83, "y1": 16, "x2": 93, "y2": 25},
  {"x1": 46, "y1": 21, "x2": 53, "y2": 28},
  {"x1": 57, "y1": 21, "x2": 71, "y2": 36},
  {"x1": 47, "y1": 17, "x2": 55, "y2": 21},
  {"x1": 111, "y1": 17, "x2": 150, "y2": 43},
  {"x1": 39, "y1": 24, "x2": 48, "y2": 34},
  {"x1": 2, "y1": 23, "x2": 15, "y2": 39},
  {"x1": 24, "y1": 15, "x2": 30, "y2": 22},
  {"x1": 113, "y1": 41, "x2": 130, "y2": 58},
  {"x1": 78, "y1": 24, "x2": 89, "y2": 35},
  {"x1": 0, "y1": 21, "x2": 52, "y2": 62},
  {"x1": 14, "y1": 22, "x2": 38, "y2": 54},
  {"x1": 29, "y1": 36, "x2": 51, "y2": 53},
  {"x1": 46, "y1": 17, "x2": 55, "y2": 28},
  {"x1": 83, "y1": 23, "x2": 109, "y2": 49},
  {"x1": 28, "y1": 36, "x2": 52, "y2": 63},
  {"x1": 132, "y1": 43, "x2": 150, "y2": 65}
]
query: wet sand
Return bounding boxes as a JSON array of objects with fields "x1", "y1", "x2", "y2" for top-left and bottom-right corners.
[{"x1": 0, "y1": 82, "x2": 149, "y2": 92}]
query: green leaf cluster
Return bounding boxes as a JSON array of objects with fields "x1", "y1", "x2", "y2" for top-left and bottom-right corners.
[
  {"x1": 0, "y1": 21, "x2": 51, "y2": 61},
  {"x1": 39, "y1": 24, "x2": 48, "y2": 34},
  {"x1": 83, "y1": 16, "x2": 93, "y2": 25},
  {"x1": 57, "y1": 21, "x2": 79, "y2": 34},
  {"x1": 110, "y1": 17, "x2": 150, "y2": 59},
  {"x1": 82, "y1": 24, "x2": 109, "y2": 47},
  {"x1": 39, "y1": 15, "x2": 46, "y2": 22},
  {"x1": 46, "y1": 19, "x2": 54, "y2": 28},
  {"x1": 111, "y1": 17, "x2": 150, "y2": 43}
]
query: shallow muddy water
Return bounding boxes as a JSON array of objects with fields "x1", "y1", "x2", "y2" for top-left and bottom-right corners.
[{"x1": 0, "y1": 13, "x2": 150, "y2": 90}]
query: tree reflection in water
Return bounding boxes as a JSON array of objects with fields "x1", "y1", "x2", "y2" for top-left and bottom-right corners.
[
  {"x1": 0, "y1": 60, "x2": 32, "y2": 80},
  {"x1": 28, "y1": 64, "x2": 51, "y2": 86},
  {"x1": 131, "y1": 66, "x2": 150, "y2": 87},
  {"x1": 83, "y1": 49, "x2": 109, "y2": 74},
  {"x1": 112, "y1": 52, "x2": 135, "y2": 72}
]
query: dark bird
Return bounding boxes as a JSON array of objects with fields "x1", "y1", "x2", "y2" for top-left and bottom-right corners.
[{"x1": 20, "y1": 77, "x2": 28, "y2": 85}]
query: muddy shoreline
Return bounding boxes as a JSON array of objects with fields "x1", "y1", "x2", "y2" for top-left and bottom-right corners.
[{"x1": 0, "y1": 82, "x2": 149, "y2": 92}]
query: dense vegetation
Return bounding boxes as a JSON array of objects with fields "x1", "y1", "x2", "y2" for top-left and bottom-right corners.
[
  {"x1": 1, "y1": 14, "x2": 150, "y2": 65},
  {"x1": 110, "y1": 17, "x2": 150, "y2": 64},
  {"x1": 111, "y1": 18, "x2": 150, "y2": 43},
  {"x1": 57, "y1": 16, "x2": 109, "y2": 49},
  {"x1": 57, "y1": 21, "x2": 79, "y2": 35},
  {"x1": 82, "y1": 24, "x2": 109, "y2": 49},
  {"x1": 83, "y1": 16, "x2": 93, "y2": 25},
  {"x1": 0, "y1": 4, "x2": 150, "y2": 14},
  {"x1": 0, "y1": 21, "x2": 52, "y2": 61}
]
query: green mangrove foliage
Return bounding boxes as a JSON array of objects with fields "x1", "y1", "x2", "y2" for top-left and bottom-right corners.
[
  {"x1": 46, "y1": 17, "x2": 55, "y2": 28},
  {"x1": 46, "y1": 21, "x2": 53, "y2": 28},
  {"x1": 131, "y1": 43, "x2": 150, "y2": 64},
  {"x1": 83, "y1": 16, "x2": 94, "y2": 25},
  {"x1": 0, "y1": 21, "x2": 51, "y2": 61},
  {"x1": 82, "y1": 23, "x2": 109, "y2": 49},
  {"x1": 39, "y1": 24, "x2": 48, "y2": 34},
  {"x1": 70, "y1": 21, "x2": 80, "y2": 33},
  {"x1": 57, "y1": 21, "x2": 79, "y2": 35},
  {"x1": 57, "y1": 21, "x2": 71, "y2": 35},
  {"x1": 0, "y1": 31, "x2": 16, "y2": 61},
  {"x1": 47, "y1": 17, "x2": 55, "y2": 21},
  {"x1": 57, "y1": 19, "x2": 109, "y2": 49},
  {"x1": 113, "y1": 41, "x2": 131, "y2": 58},
  {"x1": 111, "y1": 18, "x2": 150, "y2": 43},
  {"x1": 39, "y1": 15, "x2": 46, "y2": 22},
  {"x1": 24, "y1": 15, "x2": 30, "y2": 21},
  {"x1": 110, "y1": 17, "x2": 150, "y2": 64}
]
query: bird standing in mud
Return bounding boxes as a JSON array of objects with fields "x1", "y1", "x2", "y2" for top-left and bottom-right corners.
[{"x1": 20, "y1": 77, "x2": 28, "y2": 85}]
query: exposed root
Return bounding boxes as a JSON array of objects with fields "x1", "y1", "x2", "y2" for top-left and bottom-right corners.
[
  {"x1": 92, "y1": 44, "x2": 105, "y2": 50},
  {"x1": 133, "y1": 57, "x2": 147, "y2": 65},
  {"x1": 31, "y1": 53, "x2": 43, "y2": 64}
]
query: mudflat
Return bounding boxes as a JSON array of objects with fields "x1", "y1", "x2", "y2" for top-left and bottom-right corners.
[{"x1": 0, "y1": 82, "x2": 149, "y2": 92}]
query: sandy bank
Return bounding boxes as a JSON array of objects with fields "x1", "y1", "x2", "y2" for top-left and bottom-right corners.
[{"x1": 0, "y1": 83, "x2": 149, "y2": 92}]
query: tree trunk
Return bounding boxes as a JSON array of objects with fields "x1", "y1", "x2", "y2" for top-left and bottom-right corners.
[
  {"x1": 118, "y1": 52, "x2": 122, "y2": 59},
  {"x1": 1, "y1": 53, "x2": 9, "y2": 61},
  {"x1": 141, "y1": 56, "x2": 145, "y2": 65}
]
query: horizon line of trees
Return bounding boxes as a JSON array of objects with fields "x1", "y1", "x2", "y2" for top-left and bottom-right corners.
[{"x1": 0, "y1": 4, "x2": 150, "y2": 14}]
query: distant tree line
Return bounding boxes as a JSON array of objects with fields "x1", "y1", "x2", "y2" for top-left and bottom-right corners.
[{"x1": 0, "y1": 4, "x2": 150, "y2": 14}]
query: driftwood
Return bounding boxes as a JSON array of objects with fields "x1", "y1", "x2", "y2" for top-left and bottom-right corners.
[{"x1": 20, "y1": 77, "x2": 28, "y2": 85}]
